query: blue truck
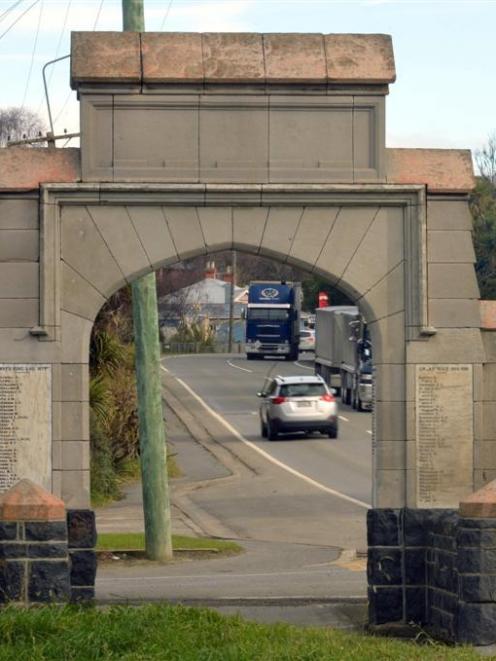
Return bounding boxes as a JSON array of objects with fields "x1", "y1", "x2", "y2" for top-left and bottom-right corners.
[{"x1": 245, "y1": 281, "x2": 302, "y2": 361}]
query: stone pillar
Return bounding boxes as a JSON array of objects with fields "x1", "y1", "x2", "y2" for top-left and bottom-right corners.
[
  {"x1": 457, "y1": 480, "x2": 496, "y2": 646},
  {"x1": 0, "y1": 479, "x2": 70, "y2": 605},
  {"x1": 67, "y1": 509, "x2": 97, "y2": 602}
]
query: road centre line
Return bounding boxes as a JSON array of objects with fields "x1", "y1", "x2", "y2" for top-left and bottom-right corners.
[
  {"x1": 226, "y1": 359, "x2": 253, "y2": 373},
  {"x1": 160, "y1": 366, "x2": 369, "y2": 510},
  {"x1": 338, "y1": 415, "x2": 349, "y2": 422}
]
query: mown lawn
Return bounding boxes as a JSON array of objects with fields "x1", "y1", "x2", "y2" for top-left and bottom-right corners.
[
  {"x1": 97, "y1": 532, "x2": 242, "y2": 554},
  {"x1": 0, "y1": 604, "x2": 482, "y2": 661}
]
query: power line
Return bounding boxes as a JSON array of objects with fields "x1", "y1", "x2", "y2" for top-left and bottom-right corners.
[
  {"x1": 92, "y1": 0, "x2": 105, "y2": 30},
  {"x1": 0, "y1": 0, "x2": 39, "y2": 41},
  {"x1": 0, "y1": 0, "x2": 24, "y2": 24},
  {"x1": 160, "y1": 0, "x2": 174, "y2": 30},
  {"x1": 53, "y1": 0, "x2": 105, "y2": 128},
  {"x1": 21, "y1": 0, "x2": 43, "y2": 109},
  {"x1": 36, "y1": 0, "x2": 72, "y2": 116}
]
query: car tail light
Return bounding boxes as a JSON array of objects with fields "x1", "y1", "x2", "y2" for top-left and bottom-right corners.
[
  {"x1": 271, "y1": 396, "x2": 286, "y2": 405},
  {"x1": 320, "y1": 394, "x2": 335, "y2": 402}
]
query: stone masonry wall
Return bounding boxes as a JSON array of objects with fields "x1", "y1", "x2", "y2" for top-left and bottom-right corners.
[{"x1": 368, "y1": 507, "x2": 496, "y2": 645}]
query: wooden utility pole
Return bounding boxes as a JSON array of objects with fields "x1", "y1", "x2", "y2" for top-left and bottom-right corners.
[
  {"x1": 123, "y1": 0, "x2": 172, "y2": 561},
  {"x1": 228, "y1": 250, "x2": 237, "y2": 352}
]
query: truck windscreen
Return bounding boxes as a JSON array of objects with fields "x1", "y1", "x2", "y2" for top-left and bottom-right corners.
[{"x1": 247, "y1": 309, "x2": 289, "y2": 321}]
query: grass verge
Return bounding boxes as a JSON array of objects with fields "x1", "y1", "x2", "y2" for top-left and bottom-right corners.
[
  {"x1": 97, "y1": 531, "x2": 242, "y2": 554},
  {"x1": 0, "y1": 603, "x2": 480, "y2": 661}
]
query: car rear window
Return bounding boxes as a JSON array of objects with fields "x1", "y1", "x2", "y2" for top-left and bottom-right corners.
[
  {"x1": 300, "y1": 330, "x2": 312, "y2": 338},
  {"x1": 279, "y1": 383, "x2": 326, "y2": 397}
]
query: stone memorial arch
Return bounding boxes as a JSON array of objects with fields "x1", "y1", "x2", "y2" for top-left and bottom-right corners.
[{"x1": 0, "y1": 32, "x2": 495, "y2": 640}]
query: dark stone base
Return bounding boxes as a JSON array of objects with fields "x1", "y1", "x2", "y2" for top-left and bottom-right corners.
[
  {"x1": 67, "y1": 510, "x2": 97, "y2": 603},
  {"x1": 0, "y1": 520, "x2": 70, "y2": 605},
  {"x1": 367, "y1": 508, "x2": 496, "y2": 646}
]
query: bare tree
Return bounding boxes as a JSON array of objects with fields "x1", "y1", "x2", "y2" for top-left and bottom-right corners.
[
  {"x1": 476, "y1": 133, "x2": 496, "y2": 184},
  {"x1": 0, "y1": 107, "x2": 45, "y2": 147}
]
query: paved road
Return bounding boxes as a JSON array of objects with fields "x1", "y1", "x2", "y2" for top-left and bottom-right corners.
[
  {"x1": 162, "y1": 353, "x2": 373, "y2": 506},
  {"x1": 96, "y1": 352, "x2": 370, "y2": 616}
]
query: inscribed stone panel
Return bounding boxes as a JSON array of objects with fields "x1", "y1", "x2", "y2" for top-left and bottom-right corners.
[
  {"x1": 0, "y1": 364, "x2": 51, "y2": 492},
  {"x1": 416, "y1": 364, "x2": 473, "y2": 507}
]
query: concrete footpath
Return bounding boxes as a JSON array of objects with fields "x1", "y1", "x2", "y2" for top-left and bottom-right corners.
[{"x1": 95, "y1": 369, "x2": 368, "y2": 628}]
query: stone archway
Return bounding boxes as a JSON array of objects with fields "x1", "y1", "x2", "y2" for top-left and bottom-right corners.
[
  {"x1": 40, "y1": 183, "x2": 422, "y2": 508},
  {"x1": 0, "y1": 31, "x2": 488, "y2": 635}
]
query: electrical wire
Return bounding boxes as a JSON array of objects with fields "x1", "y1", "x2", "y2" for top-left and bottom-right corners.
[
  {"x1": 160, "y1": 0, "x2": 174, "y2": 30},
  {"x1": 53, "y1": 0, "x2": 105, "y2": 128},
  {"x1": 0, "y1": 0, "x2": 24, "y2": 24},
  {"x1": 35, "y1": 0, "x2": 72, "y2": 116},
  {"x1": 92, "y1": 0, "x2": 105, "y2": 30},
  {"x1": 0, "y1": 0, "x2": 39, "y2": 41},
  {"x1": 21, "y1": 0, "x2": 43, "y2": 109}
]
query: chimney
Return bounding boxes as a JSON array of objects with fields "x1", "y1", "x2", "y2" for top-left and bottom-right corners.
[{"x1": 205, "y1": 260, "x2": 217, "y2": 279}]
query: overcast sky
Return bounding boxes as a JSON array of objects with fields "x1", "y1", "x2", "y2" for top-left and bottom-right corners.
[{"x1": 0, "y1": 0, "x2": 495, "y2": 156}]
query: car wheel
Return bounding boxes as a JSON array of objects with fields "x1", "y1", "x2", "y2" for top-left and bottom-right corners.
[
  {"x1": 267, "y1": 419, "x2": 278, "y2": 441},
  {"x1": 260, "y1": 418, "x2": 267, "y2": 438},
  {"x1": 328, "y1": 426, "x2": 338, "y2": 439},
  {"x1": 247, "y1": 354, "x2": 256, "y2": 361}
]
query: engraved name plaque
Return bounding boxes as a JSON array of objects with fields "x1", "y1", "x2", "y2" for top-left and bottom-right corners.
[
  {"x1": 0, "y1": 364, "x2": 51, "y2": 492},
  {"x1": 416, "y1": 364, "x2": 473, "y2": 508}
]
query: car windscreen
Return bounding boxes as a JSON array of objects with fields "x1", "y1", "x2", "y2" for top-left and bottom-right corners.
[
  {"x1": 279, "y1": 383, "x2": 326, "y2": 397},
  {"x1": 300, "y1": 330, "x2": 312, "y2": 338},
  {"x1": 248, "y1": 308, "x2": 289, "y2": 321}
]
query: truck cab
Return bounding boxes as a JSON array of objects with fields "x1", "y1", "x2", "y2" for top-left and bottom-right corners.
[{"x1": 245, "y1": 282, "x2": 301, "y2": 361}]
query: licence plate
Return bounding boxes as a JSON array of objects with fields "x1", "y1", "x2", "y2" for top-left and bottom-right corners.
[{"x1": 297, "y1": 401, "x2": 312, "y2": 407}]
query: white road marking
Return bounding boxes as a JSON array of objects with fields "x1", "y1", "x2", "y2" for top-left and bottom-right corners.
[
  {"x1": 98, "y1": 569, "x2": 363, "y2": 584},
  {"x1": 293, "y1": 360, "x2": 314, "y2": 371},
  {"x1": 366, "y1": 430, "x2": 372, "y2": 435},
  {"x1": 338, "y1": 415, "x2": 349, "y2": 422},
  {"x1": 161, "y1": 366, "x2": 369, "y2": 510},
  {"x1": 226, "y1": 359, "x2": 253, "y2": 373}
]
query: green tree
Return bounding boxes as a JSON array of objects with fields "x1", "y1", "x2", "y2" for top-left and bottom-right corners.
[{"x1": 470, "y1": 175, "x2": 496, "y2": 299}]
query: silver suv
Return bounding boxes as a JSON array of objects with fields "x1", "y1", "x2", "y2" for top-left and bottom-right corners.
[{"x1": 258, "y1": 375, "x2": 338, "y2": 440}]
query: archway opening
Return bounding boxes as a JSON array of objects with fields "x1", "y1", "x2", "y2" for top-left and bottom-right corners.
[{"x1": 90, "y1": 247, "x2": 378, "y2": 605}]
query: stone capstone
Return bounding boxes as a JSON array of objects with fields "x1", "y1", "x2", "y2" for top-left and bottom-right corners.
[
  {"x1": 71, "y1": 32, "x2": 396, "y2": 87},
  {"x1": 0, "y1": 479, "x2": 65, "y2": 522},
  {"x1": 459, "y1": 479, "x2": 496, "y2": 518}
]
